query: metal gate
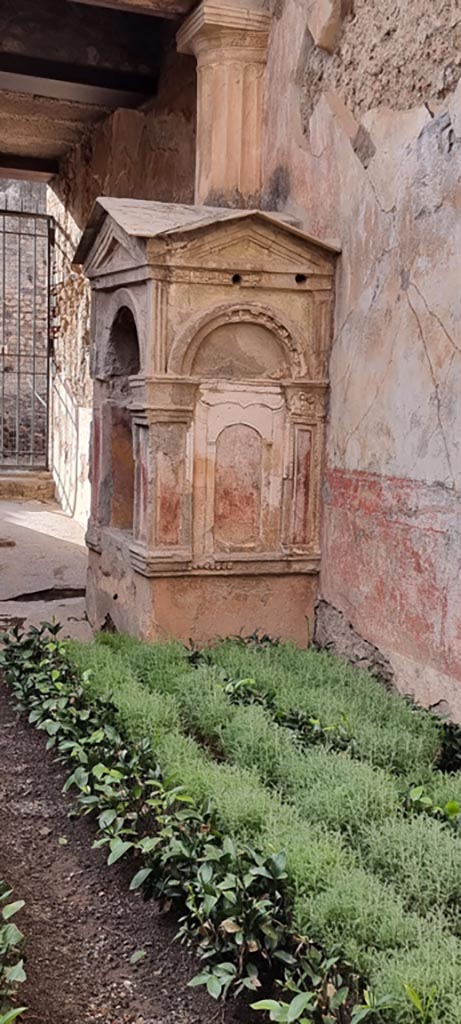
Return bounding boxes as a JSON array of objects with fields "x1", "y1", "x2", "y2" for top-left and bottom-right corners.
[{"x1": 0, "y1": 210, "x2": 54, "y2": 470}]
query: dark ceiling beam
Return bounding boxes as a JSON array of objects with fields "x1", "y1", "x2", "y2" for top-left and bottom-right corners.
[
  {"x1": 0, "y1": 54, "x2": 158, "y2": 108},
  {"x1": 69, "y1": 0, "x2": 194, "y2": 19},
  {"x1": 0, "y1": 153, "x2": 59, "y2": 182}
]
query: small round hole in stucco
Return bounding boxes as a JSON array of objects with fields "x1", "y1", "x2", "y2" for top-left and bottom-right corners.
[
  {"x1": 295, "y1": 273, "x2": 307, "y2": 284},
  {"x1": 232, "y1": 273, "x2": 242, "y2": 284}
]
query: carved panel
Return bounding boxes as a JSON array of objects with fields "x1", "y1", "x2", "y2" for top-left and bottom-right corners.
[
  {"x1": 168, "y1": 303, "x2": 307, "y2": 378},
  {"x1": 154, "y1": 423, "x2": 187, "y2": 547},
  {"x1": 214, "y1": 424, "x2": 262, "y2": 550},
  {"x1": 192, "y1": 322, "x2": 288, "y2": 379},
  {"x1": 193, "y1": 383, "x2": 286, "y2": 560},
  {"x1": 90, "y1": 414, "x2": 101, "y2": 521},
  {"x1": 110, "y1": 406, "x2": 135, "y2": 530}
]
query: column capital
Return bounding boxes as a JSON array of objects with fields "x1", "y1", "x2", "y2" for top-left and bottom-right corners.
[{"x1": 177, "y1": 2, "x2": 271, "y2": 64}]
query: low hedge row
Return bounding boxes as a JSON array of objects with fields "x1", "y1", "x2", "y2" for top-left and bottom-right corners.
[{"x1": 68, "y1": 633, "x2": 461, "y2": 1024}]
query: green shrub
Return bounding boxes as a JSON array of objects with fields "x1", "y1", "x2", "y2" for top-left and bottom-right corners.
[
  {"x1": 0, "y1": 882, "x2": 26, "y2": 1019},
  {"x1": 370, "y1": 932, "x2": 461, "y2": 1024},
  {"x1": 293, "y1": 868, "x2": 427, "y2": 969},
  {"x1": 103, "y1": 647, "x2": 402, "y2": 836},
  {"x1": 358, "y1": 816, "x2": 461, "y2": 929},
  {"x1": 206, "y1": 641, "x2": 442, "y2": 775},
  {"x1": 220, "y1": 703, "x2": 400, "y2": 832}
]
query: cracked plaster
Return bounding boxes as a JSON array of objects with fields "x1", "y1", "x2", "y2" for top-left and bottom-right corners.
[{"x1": 263, "y1": 0, "x2": 461, "y2": 711}]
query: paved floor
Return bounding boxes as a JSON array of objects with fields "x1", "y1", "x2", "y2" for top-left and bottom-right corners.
[{"x1": 0, "y1": 499, "x2": 92, "y2": 640}]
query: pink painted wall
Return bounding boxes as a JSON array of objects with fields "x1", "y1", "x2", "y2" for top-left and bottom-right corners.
[{"x1": 262, "y1": 0, "x2": 461, "y2": 715}]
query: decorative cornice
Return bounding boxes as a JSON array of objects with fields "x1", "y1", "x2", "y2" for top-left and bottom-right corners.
[{"x1": 128, "y1": 539, "x2": 320, "y2": 578}]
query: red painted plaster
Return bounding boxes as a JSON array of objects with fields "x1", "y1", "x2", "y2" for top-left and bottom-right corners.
[{"x1": 321, "y1": 467, "x2": 461, "y2": 684}]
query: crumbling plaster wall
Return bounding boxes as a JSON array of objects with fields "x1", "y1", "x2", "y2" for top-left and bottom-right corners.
[
  {"x1": 262, "y1": 0, "x2": 461, "y2": 716},
  {"x1": 48, "y1": 47, "x2": 196, "y2": 525}
]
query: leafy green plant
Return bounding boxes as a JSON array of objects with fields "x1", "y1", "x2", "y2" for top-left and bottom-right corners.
[
  {"x1": 403, "y1": 985, "x2": 437, "y2": 1024},
  {"x1": 252, "y1": 993, "x2": 317, "y2": 1022},
  {"x1": 401, "y1": 783, "x2": 461, "y2": 833},
  {"x1": 183, "y1": 841, "x2": 290, "y2": 997},
  {"x1": 0, "y1": 1010, "x2": 28, "y2": 1024},
  {"x1": 349, "y1": 989, "x2": 397, "y2": 1023},
  {"x1": 0, "y1": 882, "x2": 26, "y2": 1018}
]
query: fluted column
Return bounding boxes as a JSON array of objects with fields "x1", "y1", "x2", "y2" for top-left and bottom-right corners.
[{"x1": 177, "y1": 1, "x2": 271, "y2": 205}]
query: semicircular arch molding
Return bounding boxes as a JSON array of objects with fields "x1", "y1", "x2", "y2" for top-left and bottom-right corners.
[{"x1": 167, "y1": 302, "x2": 308, "y2": 378}]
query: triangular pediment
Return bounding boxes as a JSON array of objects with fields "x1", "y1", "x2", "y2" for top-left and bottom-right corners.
[
  {"x1": 80, "y1": 217, "x2": 147, "y2": 278},
  {"x1": 74, "y1": 198, "x2": 340, "y2": 272},
  {"x1": 167, "y1": 220, "x2": 334, "y2": 275}
]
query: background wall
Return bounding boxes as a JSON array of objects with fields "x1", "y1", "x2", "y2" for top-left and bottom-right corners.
[
  {"x1": 262, "y1": 0, "x2": 461, "y2": 716},
  {"x1": 47, "y1": 45, "x2": 196, "y2": 524}
]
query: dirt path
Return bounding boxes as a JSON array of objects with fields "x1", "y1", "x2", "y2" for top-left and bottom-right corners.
[
  {"x1": 0, "y1": 682, "x2": 255, "y2": 1024},
  {"x1": 0, "y1": 500, "x2": 91, "y2": 641}
]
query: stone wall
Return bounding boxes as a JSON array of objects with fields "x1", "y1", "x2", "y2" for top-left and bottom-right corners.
[
  {"x1": 47, "y1": 45, "x2": 196, "y2": 524},
  {"x1": 262, "y1": 0, "x2": 461, "y2": 716}
]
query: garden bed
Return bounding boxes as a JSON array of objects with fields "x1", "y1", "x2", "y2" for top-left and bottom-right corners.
[
  {"x1": 0, "y1": 673, "x2": 255, "y2": 1024},
  {"x1": 2, "y1": 625, "x2": 461, "y2": 1023}
]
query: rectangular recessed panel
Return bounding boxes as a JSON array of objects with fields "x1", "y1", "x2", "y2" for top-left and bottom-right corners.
[{"x1": 292, "y1": 426, "x2": 312, "y2": 546}]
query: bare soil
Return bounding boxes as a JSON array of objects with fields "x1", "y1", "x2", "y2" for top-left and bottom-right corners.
[{"x1": 0, "y1": 681, "x2": 257, "y2": 1024}]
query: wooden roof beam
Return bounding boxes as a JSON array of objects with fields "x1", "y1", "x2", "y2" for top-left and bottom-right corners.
[
  {"x1": 0, "y1": 53, "x2": 159, "y2": 108},
  {"x1": 0, "y1": 153, "x2": 59, "y2": 182},
  {"x1": 68, "y1": 0, "x2": 195, "y2": 19}
]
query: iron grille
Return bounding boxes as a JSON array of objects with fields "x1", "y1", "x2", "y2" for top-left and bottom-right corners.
[{"x1": 0, "y1": 209, "x2": 54, "y2": 470}]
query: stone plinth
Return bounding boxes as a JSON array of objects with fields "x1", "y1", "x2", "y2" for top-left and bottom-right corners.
[{"x1": 75, "y1": 197, "x2": 338, "y2": 644}]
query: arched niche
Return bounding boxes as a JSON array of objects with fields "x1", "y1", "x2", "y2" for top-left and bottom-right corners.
[
  {"x1": 106, "y1": 303, "x2": 139, "y2": 532},
  {"x1": 168, "y1": 303, "x2": 305, "y2": 378},
  {"x1": 108, "y1": 305, "x2": 140, "y2": 377},
  {"x1": 192, "y1": 322, "x2": 288, "y2": 378}
]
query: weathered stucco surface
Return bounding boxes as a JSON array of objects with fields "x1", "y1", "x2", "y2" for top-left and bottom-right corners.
[
  {"x1": 301, "y1": 0, "x2": 461, "y2": 119},
  {"x1": 263, "y1": 0, "x2": 461, "y2": 715},
  {"x1": 81, "y1": 200, "x2": 334, "y2": 643},
  {"x1": 53, "y1": 45, "x2": 196, "y2": 228}
]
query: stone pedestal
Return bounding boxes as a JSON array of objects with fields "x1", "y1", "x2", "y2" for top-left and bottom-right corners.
[{"x1": 75, "y1": 197, "x2": 337, "y2": 643}]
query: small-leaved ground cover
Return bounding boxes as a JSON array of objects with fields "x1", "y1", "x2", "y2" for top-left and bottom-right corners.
[{"x1": 67, "y1": 634, "x2": 461, "y2": 1023}]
